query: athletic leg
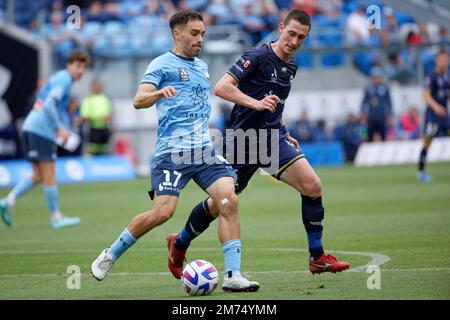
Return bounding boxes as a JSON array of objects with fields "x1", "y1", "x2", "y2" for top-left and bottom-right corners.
[
  {"x1": 39, "y1": 160, "x2": 80, "y2": 228},
  {"x1": 91, "y1": 194, "x2": 178, "y2": 280},
  {"x1": 418, "y1": 135, "x2": 433, "y2": 183},
  {"x1": 1, "y1": 163, "x2": 42, "y2": 226},
  {"x1": 167, "y1": 164, "x2": 256, "y2": 279},
  {"x1": 205, "y1": 176, "x2": 259, "y2": 292},
  {"x1": 280, "y1": 157, "x2": 350, "y2": 274}
]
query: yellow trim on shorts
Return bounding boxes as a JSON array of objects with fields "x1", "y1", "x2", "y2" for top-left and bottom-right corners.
[{"x1": 275, "y1": 154, "x2": 305, "y2": 180}]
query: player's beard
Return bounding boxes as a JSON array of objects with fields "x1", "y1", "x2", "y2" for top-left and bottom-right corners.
[{"x1": 191, "y1": 44, "x2": 202, "y2": 57}]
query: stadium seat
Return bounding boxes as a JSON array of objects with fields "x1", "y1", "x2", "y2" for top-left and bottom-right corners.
[
  {"x1": 296, "y1": 37, "x2": 313, "y2": 69},
  {"x1": 103, "y1": 21, "x2": 125, "y2": 35},
  {"x1": 318, "y1": 33, "x2": 345, "y2": 68},
  {"x1": 395, "y1": 11, "x2": 415, "y2": 26},
  {"x1": 83, "y1": 21, "x2": 103, "y2": 36}
]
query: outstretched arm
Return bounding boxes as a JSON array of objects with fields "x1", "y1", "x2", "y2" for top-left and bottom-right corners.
[
  {"x1": 133, "y1": 83, "x2": 176, "y2": 109},
  {"x1": 214, "y1": 73, "x2": 279, "y2": 113}
]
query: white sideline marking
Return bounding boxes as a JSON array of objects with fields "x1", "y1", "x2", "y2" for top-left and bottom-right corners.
[
  {"x1": 0, "y1": 268, "x2": 449, "y2": 279},
  {"x1": 0, "y1": 247, "x2": 391, "y2": 277}
]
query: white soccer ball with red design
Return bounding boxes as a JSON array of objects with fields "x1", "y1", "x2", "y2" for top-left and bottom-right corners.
[{"x1": 181, "y1": 260, "x2": 219, "y2": 296}]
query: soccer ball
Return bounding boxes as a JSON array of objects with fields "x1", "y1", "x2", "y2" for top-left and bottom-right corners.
[{"x1": 181, "y1": 260, "x2": 219, "y2": 296}]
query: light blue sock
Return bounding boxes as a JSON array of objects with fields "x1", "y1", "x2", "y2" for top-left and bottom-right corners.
[
  {"x1": 43, "y1": 185, "x2": 60, "y2": 217},
  {"x1": 222, "y1": 239, "x2": 241, "y2": 276},
  {"x1": 9, "y1": 177, "x2": 35, "y2": 202},
  {"x1": 110, "y1": 228, "x2": 137, "y2": 261}
]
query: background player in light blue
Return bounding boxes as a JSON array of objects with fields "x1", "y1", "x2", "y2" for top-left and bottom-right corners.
[
  {"x1": 91, "y1": 11, "x2": 260, "y2": 292},
  {"x1": 0, "y1": 51, "x2": 89, "y2": 229}
]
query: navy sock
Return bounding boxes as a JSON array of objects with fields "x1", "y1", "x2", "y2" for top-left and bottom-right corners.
[
  {"x1": 301, "y1": 194, "x2": 325, "y2": 260},
  {"x1": 175, "y1": 199, "x2": 216, "y2": 251},
  {"x1": 419, "y1": 148, "x2": 427, "y2": 172}
]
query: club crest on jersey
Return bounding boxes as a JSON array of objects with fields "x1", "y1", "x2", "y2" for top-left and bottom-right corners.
[{"x1": 178, "y1": 68, "x2": 190, "y2": 82}]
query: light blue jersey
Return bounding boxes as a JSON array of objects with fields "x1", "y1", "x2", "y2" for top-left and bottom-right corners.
[
  {"x1": 22, "y1": 70, "x2": 73, "y2": 142},
  {"x1": 141, "y1": 51, "x2": 213, "y2": 157}
]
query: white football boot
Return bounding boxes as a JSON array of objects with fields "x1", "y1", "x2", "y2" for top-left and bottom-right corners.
[
  {"x1": 91, "y1": 248, "x2": 115, "y2": 281},
  {"x1": 222, "y1": 272, "x2": 260, "y2": 292}
]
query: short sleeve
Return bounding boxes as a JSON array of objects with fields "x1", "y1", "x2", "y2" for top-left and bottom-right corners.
[
  {"x1": 227, "y1": 49, "x2": 261, "y2": 83},
  {"x1": 141, "y1": 58, "x2": 165, "y2": 88}
]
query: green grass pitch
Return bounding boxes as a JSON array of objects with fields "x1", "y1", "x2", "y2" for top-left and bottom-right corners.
[{"x1": 0, "y1": 162, "x2": 449, "y2": 300}]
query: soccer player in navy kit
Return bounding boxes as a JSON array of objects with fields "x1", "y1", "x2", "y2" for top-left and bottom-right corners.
[
  {"x1": 418, "y1": 49, "x2": 450, "y2": 183},
  {"x1": 167, "y1": 10, "x2": 349, "y2": 279},
  {"x1": 91, "y1": 11, "x2": 259, "y2": 292},
  {"x1": 0, "y1": 51, "x2": 89, "y2": 229}
]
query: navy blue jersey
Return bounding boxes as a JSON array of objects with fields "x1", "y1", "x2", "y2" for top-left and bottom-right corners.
[
  {"x1": 424, "y1": 71, "x2": 450, "y2": 124},
  {"x1": 227, "y1": 42, "x2": 298, "y2": 130},
  {"x1": 361, "y1": 83, "x2": 392, "y2": 122}
]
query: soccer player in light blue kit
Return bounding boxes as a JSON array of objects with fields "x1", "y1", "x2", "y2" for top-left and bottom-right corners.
[
  {"x1": 0, "y1": 51, "x2": 89, "y2": 229},
  {"x1": 91, "y1": 11, "x2": 260, "y2": 292}
]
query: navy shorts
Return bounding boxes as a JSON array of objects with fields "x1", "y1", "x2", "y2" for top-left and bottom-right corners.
[
  {"x1": 223, "y1": 134, "x2": 305, "y2": 194},
  {"x1": 22, "y1": 131, "x2": 57, "y2": 162},
  {"x1": 149, "y1": 147, "x2": 237, "y2": 199},
  {"x1": 423, "y1": 118, "x2": 449, "y2": 138}
]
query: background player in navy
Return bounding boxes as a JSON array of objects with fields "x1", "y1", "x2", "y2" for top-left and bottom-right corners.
[
  {"x1": 91, "y1": 11, "x2": 259, "y2": 292},
  {"x1": 167, "y1": 10, "x2": 349, "y2": 278},
  {"x1": 0, "y1": 51, "x2": 89, "y2": 229},
  {"x1": 361, "y1": 66, "x2": 393, "y2": 141},
  {"x1": 418, "y1": 49, "x2": 450, "y2": 182}
]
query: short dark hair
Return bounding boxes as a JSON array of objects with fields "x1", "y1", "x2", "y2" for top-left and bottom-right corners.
[
  {"x1": 169, "y1": 10, "x2": 203, "y2": 31},
  {"x1": 284, "y1": 9, "x2": 311, "y2": 31},
  {"x1": 67, "y1": 50, "x2": 90, "y2": 65}
]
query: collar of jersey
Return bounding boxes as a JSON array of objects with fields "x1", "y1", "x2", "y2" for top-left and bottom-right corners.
[
  {"x1": 267, "y1": 41, "x2": 291, "y2": 66},
  {"x1": 169, "y1": 50, "x2": 195, "y2": 61}
]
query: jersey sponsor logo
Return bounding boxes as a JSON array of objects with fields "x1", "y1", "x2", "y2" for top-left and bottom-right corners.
[
  {"x1": 178, "y1": 67, "x2": 190, "y2": 82},
  {"x1": 189, "y1": 84, "x2": 209, "y2": 108},
  {"x1": 233, "y1": 64, "x2": 244, "y2": 73},
  {"x1": 243, "y1": 60, "x2": 251, "y2": 69},
  {"x1": 184, "y1": 112, "x2": 209, "y2": 119}
]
